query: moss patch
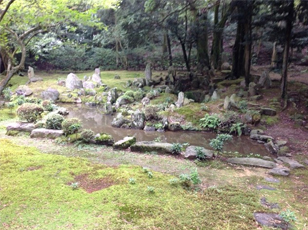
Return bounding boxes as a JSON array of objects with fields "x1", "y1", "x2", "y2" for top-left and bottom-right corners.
[{"x1": 0, "y1": 139, "x2": 266, "y2": 230}]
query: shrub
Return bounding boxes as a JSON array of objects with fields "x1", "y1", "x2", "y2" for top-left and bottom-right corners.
[
  {"x1": 70, "y1": 182, "x2": 79, "y2": 190},
  {"x1": 80, "y1": 129, "x2": 95, "y2": 143},
  {"x1": 190, "y1": 168, "x2": 201, "y2": 185},
  {"x1": 41, "y1": 100, "x2": 54, "y2": 111},
  {"x1": 17, "y1": 103, "x2": 44, "y2": 122},
  {"x1": 147, "y1": 171, "x2": 153, "y2": 178},
  {"x1": 195, "y1": 147, "x2": 206, "y2": 160},
  {"x1": 129, "y1": 178, "x2": 136, "y2": 184},
  {"x1": 171, "y1": 143, "x2": 182, "y2": 154},
  {"x1": 179, "y1": 174, "x2": 192, "y2": 188},
  {"x1": 169, "y1": 178, "x2": 180, "y2": 186},
  {"x1": 133, "y1": 90, "x2": 144, "y2": 100},
  {"x1": 45, "y1": 113, "x2": 64, "y2": 130},
  {"x1": 230, "y1": 123, "x2": 246, "y2": 136},
  {"x1": 147, "y1": 186, "x2": 155, "y2": 193},
  {"x1": 199, "y1": 114, "x2": 221, "y2": 130},
  {"x1": 124, "y1": 90, "x2": 135, "y2": 98},
  {"x1": 279, "y1": 209, "x2": 297, "y2": 224},
  {"x1": 2, "y1": 87, "x2": 12, "y2": 101},
  {"x1": 62, "y1": 118, "x2": 82, "y2": 135},
  {"x1": 210, "y1": 134, "x2": 233, "y2": 152}
]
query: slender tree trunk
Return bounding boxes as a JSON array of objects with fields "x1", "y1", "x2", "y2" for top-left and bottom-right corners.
[
  {"x1": 244, "y1": 1, "x2": 253, "y2": 87},
  {"x1": 196, "y1": 11, "x2": 210, "y2": 71},
  {"x1": 281, "y1": 0, "x2": 294, "y2": 100},
  {"x1": 167, "y1": 33, "x2": 173, "y2": 66},
  {"x1": 179, "y1": 39, "x2": 190, "y2": 72},
  {"x1": 232, "y1": 19, "x2": 245, "y2": 79}
]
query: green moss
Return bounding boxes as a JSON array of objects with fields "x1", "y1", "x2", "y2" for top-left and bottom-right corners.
[
  {"x1": 174, "y1": 103, "x2": 207, "y2": 125},
  {"x1": 5, "y1": 130, "x2": 21, "y2": 136},
  {"x1": 262, "y1": 115, "x2": 279, "y2": 126},
  {"x1": 0, "y1": 138, "x2": 265, "y2": 229},
  {"x1": 150, "y1": 93, "x2": 177, "y2": 105}
]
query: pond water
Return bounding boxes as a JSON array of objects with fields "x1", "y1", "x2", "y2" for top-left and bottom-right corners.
[{"x1": 61, "y1": 103, "x2": 268, "y2": 155}]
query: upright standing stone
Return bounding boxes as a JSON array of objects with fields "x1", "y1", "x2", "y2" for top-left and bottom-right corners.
[
  {"x1": 211, "y1": 90, "x2": 219, "y2": 101},
  {"x1": 248, "y1": 82, "x2": 257, "y2": 96},
  {"x1": 145, "y1": 62, "x2": 152, "y2": 86},
  {"x1": 175, "y1": 92, "x2": 185, "y2": 108},
  {"x1": 224, "y1": 96, "x2": 231, "y2": 110},
  {"x1": 258, "y1": 71, "x2": 272, "y2": 89},
  {"x1": 92, "y1": 68, "x2": 102, "y2": 84},
  {"x1": 27, "y1": 66, "x2": 35, "y2": 80}
]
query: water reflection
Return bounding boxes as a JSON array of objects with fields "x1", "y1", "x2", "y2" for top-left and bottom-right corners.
[{"x1": 60, "y1": 103, "x2": 267, "y2": 155}]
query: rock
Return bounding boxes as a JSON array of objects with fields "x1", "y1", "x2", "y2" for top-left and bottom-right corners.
[
  {"x1": 268, "y1": 167, "x2": 290, "y2": 176},
  {"x1": 27, "y1": 76, "x2": 43, "y2": 84},
  {"x1": 144, "y1": 125, "x2": 155, "y2": 132},
  {"x1": 304, "y1": 159, "x2": 308, "y2": 165},
  {"x1": 261, "y1": 108, "x2": 277, "y2": 116},
  {"x1": 41, "y1": 88, "x2": 59, "y2": 102},
  {"x1": 113, "y1": 136, "x2": 136, "y2": 150},
  {"x1": 277, "y1": 157, "x2": 305, "y2": 169},
  {"x1": 254, "y1": 213, "x2": 288, "y2": 229},
  {"x1": 211, "y1": 90, "x2": 219, "y2": 101},
  {"x1": 165, "y1": 86, "x2": 171, "y2": 94},
  {"x1": 92, "y1": 68, "x2": 102, "y2": 84},
  {"x1": 95, "y1": 133, "x2": 114, "y2": 146},
  {"x1": 107, "y1": 88, "x2": 118, "y2": 104},
  {"x1": 168, "y1": 122, "x2": 182, "y2": 131},
  {"x1": 27, "y1": 66, "x2": 35, "y2": 79},
  {"x1": 250, "y1": 134, "x2": 273, "y2": 141},
  {"x1": 229, "y1": 94, "x2": 240, "y2": 108},
  {"x1": 131, "y1": 141, "x2": 173, "y2": 154},
  {"x1": 56, "y1": 107, "x2": 69, "y2": 116},
  {"x1": 145, "y1": 62, "x2": 152, "y2": 86},
  {"x1": 227, "y1": 157, "x2": 276, "y2": 168},
  {"x1": 66, "y1": 73, "x2": 83, "y2": 90},
  {"x1": 85, "y1": 88, "x2": 96, "y2": 96},
  {"x1": 175, "y1": 92, "x2": 185, "y2": 108},
  {"x1": 265, "y1": 177, "x2": 280, "y2": 183},
  {"x1": 182, "y1": 146, "x2": 213, "y2": 160},
  {"x1": 131, "y1": 110, "x2": 145, "y2": 129},
  {"x1": 250, "y1": 129, "x2": 264, "y2": 135},
  {"x1": 221, "y1": 62, "x2": 231, "y2": 71},
  {"x1": 264, "y1": 139, "x2": 279, "y2": 155},
  {"x1": 114, "y1": 75, "x2": 121, "y2": 79},
  {"x1": 276, "y1": 140, "x2": 287, "y2": 147},
  {"x1": 258, "y1": 71, "x2": 272, "y2": 89},
  {"x1": 16, "y1": 85, "x2": 33, "y2": 96},
  {"x1": 105, "y1": 102, "x2": 113, "y2": 115},
  {"x1": 248, "y1": 82, "x2": 257, "y2": 96},
  {"x1": 30, "y1": 128, "x2": 63, "y2": 139},
  {"x1": 250, "y1": 95, "x2": 263, "y2": 101},
  {"x1": 223, "y1": 96, "x2": 231, "y2": 110},
  {"x1": 83, "y1": 81, "x2": 96, "y2": 89},
  {"x1": 141, "y1": 97, "x2": 150, "y2": 106},
  {"x1": 132, "y1": 78, "x2": 146, "y2": 88},
  {"x1": 6, "y1": 122, "x2": 35, "y2": 133},
  {"x1": 260, "y1": 197, "x2": 280, "y2": 209},
  {"x1": 115, "y1": 96, "x2": 134, "y2": 108},
  {"x1": 183, "y1": 98, "x2": 193, "y2": 106},
  {"x1": 256, "y1": 185, "x2": 276, "y2": 190},
  {"x1": 111, "y1": 114, "x2": 130, "y2": 128}
]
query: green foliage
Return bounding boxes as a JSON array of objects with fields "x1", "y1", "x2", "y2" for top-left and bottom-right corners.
[
  {"x1": 195, "y1": 147, "x2": 207, "y2": 160},
  {"x1": 70, "y1": 182, "x2": 79, "y2": 190},
  {"x1": 45, "y1": 113, "x2": 64, "y2": 130},
  {"x1": 80, "y1": 129, "x2": 95, "y2": 143},
  {"x1": 147, "y1": 186, "x2": 155, "y2": 193},
  {"x1": 129, "y1": 178, "x2": 136, "y2": 184},
  {"x1": 238, "y1": 100, "x2": 248, "y2": 112},
  {"x1": 279, "y1": 209, "x2": 297, "y2": 223},
  {"x1": 154, "y1": 123, "x2": 164, "y2": 130},
  {"x1": 199, "y1": 114, "x2": 221, "y2": 130},
  {"x1": 124, "y1": 90, "x2": 134, "y2": 98},
  {"x1": 133, "y1": 90, "x2": 144, "y2": 101},
  {"x1": 179, "y1": 169, "x2": 201, "y2": 188},
  {"x1": 62, "y1": 118, "x2": 82, "y2": 135},
  {"x1": 190, "y1": 168, "x2": 201, "y2": 185},
  {"x1": 171, "y1": 143, "x2": 182, "y2": 155},
  {"x1": 7, "y1": 102, "x2": 15, "y2": 112},
  {"x1": 2, "y1": 87, "x2": 12, "y2": 101},
  {"x1": 169, "y1": 178, "x2": 180, "y2": 186},
  {"x1": 230, "y1": 123, "x2": 246, "y2": 136},
  {"x1": 41, "y1": 100, "x2": 53, "y2": 111},
  {"x1": 16, "y1": 103, "x2": 44, "y2": 122},
  {"x1": 210, "y1": 134, "x2": 233, "y2": 152},
  {"x1": 147, "y1": 171, "x2": 153, "y2": 178}
]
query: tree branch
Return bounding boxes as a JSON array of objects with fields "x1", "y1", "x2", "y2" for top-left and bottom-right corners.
[{"x1": 0, "y1": 0, "x2": 15, "y2": 22}]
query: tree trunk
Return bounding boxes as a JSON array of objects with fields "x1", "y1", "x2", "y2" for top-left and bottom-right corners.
[
  {"x1": 232, "y1": 19, "x2": 245, "y2": 79},
  {"x1": 244, "y1": 1, "x2": 253, "y2": 87},
  {"x1": 167, "y1": 33, "x2": 173, "y2": 66},
  {"x1": 196, "y1": 11, "x2": 210, "y2": 71},
  {"x1": 180, "y1": 39, "x2": 190, "y2": 72},
  {"x1": 281, "y1": 0, "x2": 294, "y2": 100}
]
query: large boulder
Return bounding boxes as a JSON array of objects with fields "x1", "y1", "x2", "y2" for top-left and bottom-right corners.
[
  {"x1": 131, "y1": 141, "x2": 173, "y2": 154},
  {"x1": 95, "y1": 133, "x2": 114, "y2": 146},
  {"x1": 182, "y1": 146, "x2": 213, "y2": 160},
  {"x1": 6, "y1": 122, "x2": 35, "y2": 133},
  {"x1": 83, "y1": 81, "x2": 96, "y2": 89},
  {"x1": 107, "y1": 88, "x2": 118, "y2": 104},
  {"x1": 268, "y1": 167, "x2": 290, "y2": 176},
  {"x1": 41, "y1": 88, "x2": 59, "y2": 102},
  {"x1": 113, "y1": 136, "x2": 136, "y2": 149},
  {"x1": 115, "y1": 95, "x2": 134, "y2": 108},
  {"x1": 111, "y1": 114, "x2": 130, "y2": 128},
  {"x1": 30, "y1": 128, "x2": 63, "y2": 139},
  {"x1": 66, "y1": 73, "x2": 83, "y2": 90},
  {"x1": 16, "y1": 85, "x2": 33, "y2": 96},
  {"x1": 131, "y1": 110, "x2": 145, "y2": 129},
  {"x1": 227, "y1": 157, "x2": 276, "y2": 168}
]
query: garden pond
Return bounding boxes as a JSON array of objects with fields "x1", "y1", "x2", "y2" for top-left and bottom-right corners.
[{"x1": 61, "y1": 103, "x2": 268, "y2": 156}]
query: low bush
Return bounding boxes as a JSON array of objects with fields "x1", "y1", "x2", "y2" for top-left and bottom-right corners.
[
  {"x1": 45, "y1": 113, "x2": 64, "y2": 130},
  {"x1": 80, "y1": 129, "x2": 95, "y2": 143},
  {"x1": 62, "y1": 118, "x2": 82, "y2": 135},
  {"x1": 199, "y1": 114, "x2": 221, "y2": 130},
  {"x1": 17, "y1": 103, "x2": 44, "y2": 122}
]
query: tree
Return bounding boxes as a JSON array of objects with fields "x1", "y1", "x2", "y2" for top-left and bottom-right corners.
[{"x1": 0, "y1": 0, "x2": 116, "y2": 93}]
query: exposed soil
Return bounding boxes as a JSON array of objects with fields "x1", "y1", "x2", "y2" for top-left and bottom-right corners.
[{"x1": 71, "y1": 174, "x2": 117, "y2": 193}]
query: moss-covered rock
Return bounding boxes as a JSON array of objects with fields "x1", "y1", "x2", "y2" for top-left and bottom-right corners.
[
  {"x1": 95, "y1": 133, "x2": 114, "y2": 146},
  {"x1": 113, "y1": 136, "x2": 136, "y2": 150}
]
